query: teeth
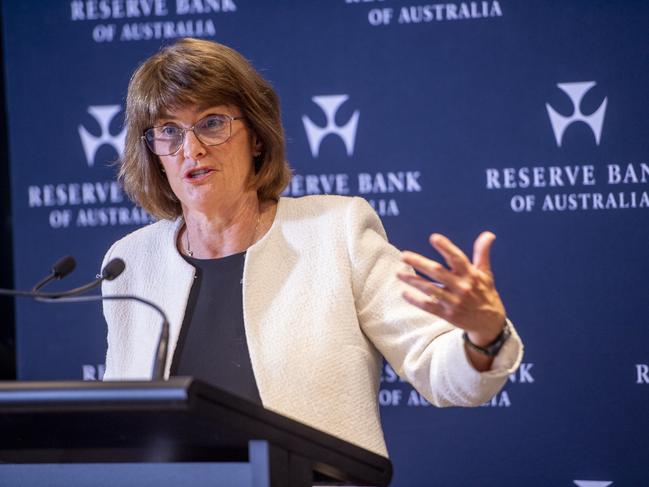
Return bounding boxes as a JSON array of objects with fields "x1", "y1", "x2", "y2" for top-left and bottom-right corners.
[{"x1": 190, "y1": 169, "x2": 209, "y2": 178}]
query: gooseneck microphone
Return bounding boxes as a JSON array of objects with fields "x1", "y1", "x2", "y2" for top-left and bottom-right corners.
[
  {"x1": 0, "y1": 257, "x2": 124, "y2": 299},
  {"x1": 31, "y1": 255, "x2": 77, "y2": 292},
  {"x1": 0, "y1": 256, "x2": 170, "y2": 381},
  {"x1": 101, "y1": 259, "x2": 126, "y2": 281},
  {"x1": 34, "y1": 258, "x2": 126, "y2": 299}
]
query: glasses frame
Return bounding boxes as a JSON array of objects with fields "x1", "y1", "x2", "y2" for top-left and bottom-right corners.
[{"x1": 141, "y1": 114, "x2": 245, "y2": 156}]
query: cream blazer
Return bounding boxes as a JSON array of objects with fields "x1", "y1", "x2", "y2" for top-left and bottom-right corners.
[{"x1": 102, "y1": 195, "x2": 523, "y2": 457}]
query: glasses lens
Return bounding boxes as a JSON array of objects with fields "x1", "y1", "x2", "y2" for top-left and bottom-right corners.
[
  {"x1": 195, "y1": 115, "x2": 230, "y2": 146},
  {"x1": 145, "y1": 126, "x2": 182, "y2": 156}
]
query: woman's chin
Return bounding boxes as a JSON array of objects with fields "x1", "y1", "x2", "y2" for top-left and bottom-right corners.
[{"x1": 180, "y1": 194, "x2": 219, "y2": 215}]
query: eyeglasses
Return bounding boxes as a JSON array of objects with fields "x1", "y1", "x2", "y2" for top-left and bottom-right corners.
[{"x1": 142, "y1": 114, "x2": 245, "y2": 156}]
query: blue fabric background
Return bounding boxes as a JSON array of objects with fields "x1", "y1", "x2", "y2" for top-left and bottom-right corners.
[{"x1": 3, "y1": 1, "x2": 648, "y2": 485}]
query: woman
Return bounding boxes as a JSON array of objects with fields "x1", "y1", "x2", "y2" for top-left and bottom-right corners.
[{"x1": 102, "y1": 38, "x2": 523, "y2": 457}]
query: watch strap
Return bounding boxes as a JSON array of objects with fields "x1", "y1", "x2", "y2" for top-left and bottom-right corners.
[{"x1": 462, "y1": 321, "x2": 511, "y2": 357}]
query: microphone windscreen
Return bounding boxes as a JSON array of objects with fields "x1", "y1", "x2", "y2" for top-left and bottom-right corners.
[
  {"x1": 102, "y1": 258, "x2": 126, "y2": 281},
  {"x1": 52, "y1": 256, "x2": 76, "y2": 279}
]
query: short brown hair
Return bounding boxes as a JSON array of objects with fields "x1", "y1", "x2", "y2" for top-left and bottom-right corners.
[{"x1": 120, "y1": 38, "x2": 291, "y2": 220}]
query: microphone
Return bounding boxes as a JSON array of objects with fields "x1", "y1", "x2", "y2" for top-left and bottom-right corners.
[
  {"x1": 1, "y1": 257, "x2": 170, "y2": 381},
  {"x1": 101, "y1": 258, "x2": 126, "y2": 282},
  {"x1": 35, "y1": 258, "x2": 126, "y2": 299},
  {"x1": 31, "y1": 256, "x2": 77, "y2": 292},
  {"x1": 1, "y1": 258, "x2": 125, "y2": 300},
  {"x1": 41, "y1": 293, "x2": 170, "y2": 381}
]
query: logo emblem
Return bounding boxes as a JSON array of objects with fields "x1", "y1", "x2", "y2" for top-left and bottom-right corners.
[
  {"x1": 546, "y1": 82, "x2": 607, "y2": 147},
  {"x1": 302, "y1": 95, "x2": 360, "y2": 157},
  {"x1": 78, "y1": 105, "x2": 126, "y2": 167}
]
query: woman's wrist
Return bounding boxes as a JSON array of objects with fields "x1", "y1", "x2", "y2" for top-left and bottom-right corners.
[{"x1": 463, "y1": 320, "x2": 510, "y2": 357}]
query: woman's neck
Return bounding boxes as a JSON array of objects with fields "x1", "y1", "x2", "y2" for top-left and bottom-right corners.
[{"x1": 181, "y1": 193, "x2": 269, "y2": 259}]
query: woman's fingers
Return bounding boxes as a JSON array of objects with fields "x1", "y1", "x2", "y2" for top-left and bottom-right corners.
[
  {"x1": 472, "y1": 231, "x2": 496, "y2": 273},
  {"x1": 401, "y1": 288, "x2": 445, "y2": 316},
  {"x1": 429, "y1": 233, "x2": 471, "y2": 275},
  {"x1": 401, "y1": 251, "x2": 463, "y2": 292},
  {"x1": 397, "y1": 272, "x2": 458, "y2": 306},
  {"x1": 399, "y1": 231, "x2": 506, "y2": 336}
]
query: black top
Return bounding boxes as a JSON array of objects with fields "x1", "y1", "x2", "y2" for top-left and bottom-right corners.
[{"x1": 170, "y1": 251, "x2": 262, "y2": 405}]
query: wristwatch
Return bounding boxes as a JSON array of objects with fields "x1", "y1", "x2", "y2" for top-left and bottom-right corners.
[{"x1": 462, "y1": 321, "x2": 511, "y2": 357}]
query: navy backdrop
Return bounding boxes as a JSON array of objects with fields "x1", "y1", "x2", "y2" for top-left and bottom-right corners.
[{"x1": 3, "y1": 1, "x2": 648, "y2": 486}]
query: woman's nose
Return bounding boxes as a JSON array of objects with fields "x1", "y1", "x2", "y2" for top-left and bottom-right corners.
[{"x1": 182, "y1": 129, "x2": 207, "y2": 161}]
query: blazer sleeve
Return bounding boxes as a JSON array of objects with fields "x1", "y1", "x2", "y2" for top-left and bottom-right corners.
[{"x1": 344, "y1": 196, "x2": 524, "y2": 407}]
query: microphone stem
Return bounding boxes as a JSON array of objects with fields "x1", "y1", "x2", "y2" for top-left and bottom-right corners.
[
  {"x1": 0, "y1": 289, "x2": 171, "y2": 382},
  {"x1": 0, "y1": 280, "x2": 103, "y2": 300},
  {"x1": 34, "y1": 279, "x2": 103, "y2": 301},
  {"x1": 45, "y1": 294, "x2": 171, "y2": 381},
  {"x1": 32, "y1": 274, "x2": 56, "y2": 293},
  {"x1": 153, "y1": 323, "x2": 170, "y2": 381}
]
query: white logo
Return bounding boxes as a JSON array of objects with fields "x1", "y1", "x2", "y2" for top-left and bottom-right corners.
[
  {"x1": 573, "y1": 481, "x2": 613, "y2": 487},
  {"x1": 546, "y1": 82, "x2": 607, "y2": 147},
  {"x1": 302, "y1": 95, "x2": 360, "y2": 157},
  {"x1": 78, "y1": 105, "x2": 126, "y2": 167}
]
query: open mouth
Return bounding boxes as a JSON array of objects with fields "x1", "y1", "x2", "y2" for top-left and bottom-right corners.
[{"x1": 186, "y1": 167, "x2": 214, "y2": 179}]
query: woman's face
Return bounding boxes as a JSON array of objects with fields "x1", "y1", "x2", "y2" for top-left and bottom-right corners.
[{"x1": 155, "y1": 104, "x2": 259, "y2": 215}]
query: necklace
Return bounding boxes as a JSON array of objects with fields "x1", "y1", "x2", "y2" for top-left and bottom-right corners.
[
  {"x1": 184, "y1": 210, "x2": 262, "y2": 257},
  {"x1": 186, "y1": 229, "x2": 193, "y2": 257}
]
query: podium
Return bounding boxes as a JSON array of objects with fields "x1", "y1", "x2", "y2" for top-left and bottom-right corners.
[{"x1": 0, "y1": 377, "x2": 392, "y2": 486}]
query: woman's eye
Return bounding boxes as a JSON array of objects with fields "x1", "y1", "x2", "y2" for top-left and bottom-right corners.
[
  {"x1": 160, "y1": 125, "x2": 179, "y2": 137},
  {"x1": 204, "y1": 116, "x2": 225, "y2": 130}
]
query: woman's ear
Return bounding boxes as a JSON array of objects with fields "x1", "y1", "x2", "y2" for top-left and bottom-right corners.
[
  {"x1": 251, "y1": 135, "x2": 263, "y2": 173},
  {"x1": 251, "y1": 132, "x2": 263, "y2": 157}
]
